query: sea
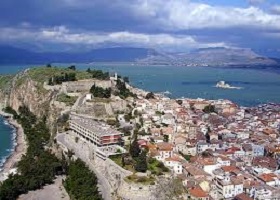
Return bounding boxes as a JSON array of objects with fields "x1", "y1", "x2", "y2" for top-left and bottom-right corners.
[
  {"x1": 0, "y1": 63, "x2": 280, "y2": 169},
  {"x1": 0, "y1": 116, "x2": 16, "y2": 170}
]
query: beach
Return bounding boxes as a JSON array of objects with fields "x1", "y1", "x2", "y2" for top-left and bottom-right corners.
[{"x1": 0, "y1": 112, "x2": 27, "y2": 181}]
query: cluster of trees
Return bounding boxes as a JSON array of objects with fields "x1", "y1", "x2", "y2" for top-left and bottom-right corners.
[
  {"x1": 46, "y1": 64, "x2": 76, "y2": 71},
  {"x1": 0, "y1": 106, "x2": 102, "y2": 200},
  {"x1": 115, "y1": 79, "x2": 135, "y2": 99},
  {"x1": 48, "y1": 73, "x2": 77, "y2": 85},
  {"x1": 90, "y1": 85, "x2": 111, "y2": 98},
  {"x1": 3, "y1": 106, "x2": 19, "y2": 119},
  {"x1": 86, "y1": 68, "x2": 109, "y2": 80},
  {"x1": 145, "y1": 92, "x2": 155, "y2": 99},
  {"x1": 0, "y1": 106, "x2": 64, "y2": 199},
  {"x1": 203, "y1": 105, "x2": 216, "y2": 113},
  {"x1": 64, "y1": 159, "x2": 102, "y2": 200},
  {"x1": 129, "y1": 138, "x2": 148, "y2": 173}
]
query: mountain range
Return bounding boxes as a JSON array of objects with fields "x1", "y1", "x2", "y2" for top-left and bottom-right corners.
[
  {"x1": 136, "y1": 47, "x2": 279, "y2": 67},
  {"x1": 0, "y1": 45, "x2": 279, "y2": 67}
]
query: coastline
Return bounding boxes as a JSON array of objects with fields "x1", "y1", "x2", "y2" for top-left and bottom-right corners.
[{"x1": 0, "y1": 111, "x2": 27, "y2": 181}]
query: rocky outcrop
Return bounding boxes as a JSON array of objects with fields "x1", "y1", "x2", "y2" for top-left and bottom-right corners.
[{"x1": 7, "y1": 70, "x2": 61, "y2": 134}]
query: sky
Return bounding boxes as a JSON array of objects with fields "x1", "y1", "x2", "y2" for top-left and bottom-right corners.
[{"x1": 0, "y1": 0, "x2": 280, "y2": 55}]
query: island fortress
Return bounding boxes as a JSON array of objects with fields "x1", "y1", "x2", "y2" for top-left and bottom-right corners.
[
  {"x1": 1, "y1": 67, "x2": 280, "y2": 200},
  {"x1": 215, "y1": 81, "x2": 242, "y2": 89}
]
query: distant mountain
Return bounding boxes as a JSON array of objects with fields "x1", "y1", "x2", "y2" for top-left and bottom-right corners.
[
  {"x1": 137, "y1": 47, "x2": 280, "y2": 67},
  {"x1": 0, "y1": 45, "x2": 154, "y2": 64},
  {"x1": 0, "y1": 45, "x2": 279, "y2": 67}
]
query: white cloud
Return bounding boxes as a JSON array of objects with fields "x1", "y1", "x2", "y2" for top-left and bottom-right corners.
[
  {"x1": 0, "y1": 26, "x2": 227, "y2": 51},
  {"x1": 126, "y1": 0, "x2": 280, "y2": 30}
]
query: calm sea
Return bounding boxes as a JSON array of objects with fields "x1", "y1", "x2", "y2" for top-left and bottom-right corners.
[
  {"x1": 0, "y1": 116, "x2": 16, "y2": 170},
  {"x1": 1, "y1": 64, "x2": 280, "y2": 168}
]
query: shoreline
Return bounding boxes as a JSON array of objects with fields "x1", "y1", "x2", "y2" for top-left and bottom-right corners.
[{"x1": 0, "y1": 111, "x2": 27, "y2": 181}]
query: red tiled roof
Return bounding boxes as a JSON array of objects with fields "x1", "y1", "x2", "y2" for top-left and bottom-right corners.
[
  {"x1": 189, "y1": 187, "x2": 209, "y2": 198},
  {"x1": 235, "y1": 193, "x2": 253, "y2": 200}
]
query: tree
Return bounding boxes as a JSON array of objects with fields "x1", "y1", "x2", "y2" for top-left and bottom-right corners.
[
  {"x1": 90, "y1": 85, "x2": 111, "y2": 98},
  {"x1": 48, "y1": 78, "x2": 53, "y2": 86},
  {"x1": 123, "y1": 76, "x2": 129, "y2": 83},
  {"x1": 176, "y1": 99, "x2": 183, "y2": 105},
  {"x1": 163, "y1": 135, "x2": 169, "y2": 143},
  {"x1": 145, "y1": 92, "x2": 155, "y2": 99},
  {"x1": 64, "y1": 159, "x2": 102, "y2": 200},
  {"x1": 68, "y1": 65, "x2": 76, "y2": 71},
  {"x1": 203, "y1": 105, "x2": 216, "y2": 113},
  {"x1": 130, "y1": 139, "x2": 141, "y2": 158},
  {"x1": 135, "y1": 150, "x2": 147, "y2": 172}
]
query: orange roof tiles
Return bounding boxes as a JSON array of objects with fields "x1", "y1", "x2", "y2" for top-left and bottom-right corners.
[
  {"x1": 156, "y1": 142, "x2": 174, "y2": 151},
  {"x1": 189, "y1": 187, "x2": 209, "y2": 198},
  {"x1": 221, "y1": 166, "x2": 239, "y2": 173},
  {"x1": 258, "y1": 173, "x2": 277, "y2": 183}
]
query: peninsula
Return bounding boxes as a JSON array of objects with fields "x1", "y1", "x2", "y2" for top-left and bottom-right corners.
[{"x1": 0, "y1": 66, "x2": 279, "y2": 200}]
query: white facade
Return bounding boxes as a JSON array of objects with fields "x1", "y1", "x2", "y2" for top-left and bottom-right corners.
[
  {"x1": 164, "y1": 160, "x2": 183, "y2": 175},
  {"x1": 197, "y1": 142, "x2": 209, "y2": 154}
]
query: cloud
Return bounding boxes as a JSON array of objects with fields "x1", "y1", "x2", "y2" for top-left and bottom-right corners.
[
  {"x1": 128, "y1": 0, "x2": 280, "y2": 30},
  {"x1": 0, "y1": 26, "x2": 227, "y2": 51}
]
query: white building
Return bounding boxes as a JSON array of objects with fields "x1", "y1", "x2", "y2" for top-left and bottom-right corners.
[{"x1": 69, "y1": 115, "x2": 123, "y2": 147}]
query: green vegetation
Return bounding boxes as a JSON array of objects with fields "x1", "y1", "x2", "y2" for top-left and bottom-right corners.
[
  {"x1": 0, "y1": 75, "x2": 13, "y2": 91},
  {"x1": 64, "y1": 159, "x2": 102, "y2": 200},
  {"x1": 0, "y1": 107, "x2": 102, "y2": 200},
  {"x1": 178, "y1": 151, "x2": 192, "y2": 161},
  {"x1": 3, "y1": 106, "x2": 19, "y2": 119},
  {"x1": 28, "y1": 67, "x2": 92, "y2": 84},
  {"x1": 148, "y1": 158, "x2": 169, "y2": 175},
  {"x1": 86, "y1": 68, "x2": 110, "y2": 80},
  {"x1": 145, "y1": 92, "x2": 155, "y2": 99},
  {"x1": 48, "y1": 72, "x2": 77, "y2": 85},
  {"x1": 129, "y1": 138, "x2": 149, "y2": 173},
  {"x1": 0, "y1": 106, "x2": 64, "y2": 200},
  {"x1": 130, "y1": 139, "x2": 141, "y2": 158},
  {"x1": 115, "y1": 79, "x2": 135, "y2": 99},
  {"x1": 135, "y1": 150, "x2": 148, "y2": 173},
  {"x1": 109, "y1": 154, "x2": 135, "y2": 172},
  {"x1": 68, "y1": 65, "x2": 76, "y2": 71},
  {"x1": 56, "y1": 93, "x2": 78, "y2": 106},
  {"x1": 125, "y1": 174, "x2": 155, "y2": 185},
  {"x1": 90, "y1": 85, "x2": 111, "y2": 98},
  {"x1": 163, "y1": 135, "x2": 169, "y2": 143},
  {"x1": 203, "y1": 105, "x2": 216, "y2": 113},
  {"x1": 123, "y1": 76, "x2": 129, "y2": 83}
]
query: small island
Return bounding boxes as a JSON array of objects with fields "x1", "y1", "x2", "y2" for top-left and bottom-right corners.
[{"x1": 215, "y1": 81, "x2": 242, "y2": 89}]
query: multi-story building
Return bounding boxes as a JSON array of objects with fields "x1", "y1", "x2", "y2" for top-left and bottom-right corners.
[{"x1": 69, "y1": 115, "x2": 123, "y2": 147}]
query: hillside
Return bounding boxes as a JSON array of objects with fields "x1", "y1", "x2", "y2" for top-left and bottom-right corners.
[{"x1": 137, "y1": 47, "x2": 279, "y2": 67}]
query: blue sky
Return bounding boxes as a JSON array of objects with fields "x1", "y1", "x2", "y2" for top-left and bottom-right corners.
[{"x1": 0, "y1": 0, "x2": 280, "y2": 56}]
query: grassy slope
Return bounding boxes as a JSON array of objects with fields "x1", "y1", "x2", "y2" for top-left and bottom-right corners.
[
  {"x1": 0, "y1": 75, "x2": 14, "y2": 91},
  {"x1": 28, "y1": 67, "x2": 92, "y2": 83}
]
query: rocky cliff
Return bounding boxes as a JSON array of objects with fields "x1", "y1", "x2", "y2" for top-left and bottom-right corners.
[{"x1": 3, "y1": 69, "x2": 62, "y2": 134}]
